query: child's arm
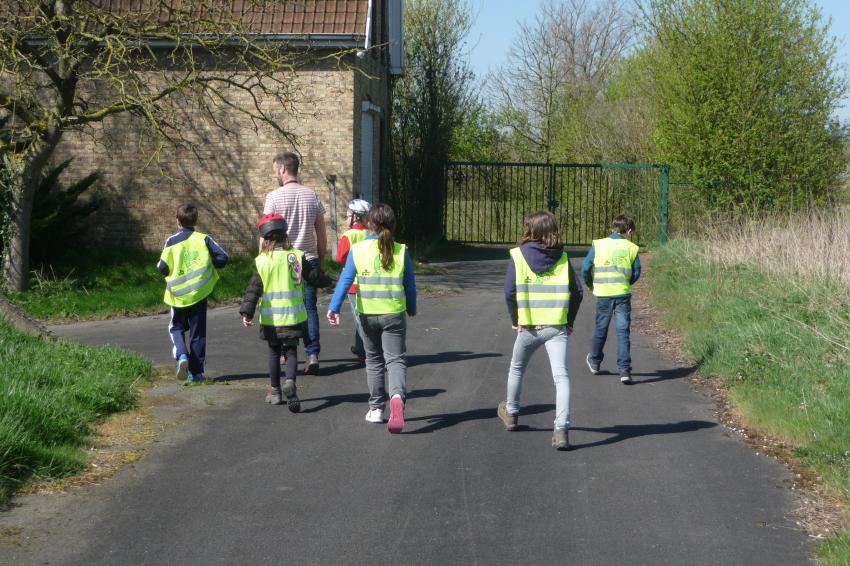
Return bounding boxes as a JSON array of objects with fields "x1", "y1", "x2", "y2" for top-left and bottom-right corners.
[
  {"x1": 630, "y1": 255, "x2": 641, "y2": 284},
  {"x1": 580, "y1": 244, "x2": 595, "y2": 288},
  {"x1": 327, "y1": 253, "x2": 357, "y2": 315},
  {"x1": 336, "y1": 235, "x2": 351, "y2": 265},
  {"x1": 403, "y1": 252, "x2": 416, "y2": 316},
  {"x1": 239, "y1": 268, "x2": 263, "y2": 324},
  {"x1": 205, "y1": 235, "x2": 229, "y2": 268},
  {"x1": 566, "y1": 263, "x2": 583, "y2": 331},
  {"x1": 504, "y1": 257, "x2": 518, "y2": 328}
]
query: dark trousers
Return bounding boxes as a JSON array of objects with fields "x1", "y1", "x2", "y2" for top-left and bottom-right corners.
[
  {"x1": 169, "y1": 298, "x2": 207, "y2": 376},
  {"x1": 589, "y1": 295, "x2": 632, "y2": 371},
  {"x1": 268, "y1": 340, "x2": 298, "y2": 389}
]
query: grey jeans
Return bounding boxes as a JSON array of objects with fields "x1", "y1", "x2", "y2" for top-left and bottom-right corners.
[
  {"x1": 506, "y1": 325, "x2": 571, "y2": 429},
  {"x1": 358, "y1": 312, "x2": 407, "y2": 409}
]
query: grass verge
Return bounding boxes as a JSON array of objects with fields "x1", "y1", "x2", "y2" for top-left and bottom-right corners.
[
  {"x1": 0, "y1": 319, "x2": 152, "y2": 504},
  {"x1": 648, "y1": 240, "x2": 850, "y2": 563}
]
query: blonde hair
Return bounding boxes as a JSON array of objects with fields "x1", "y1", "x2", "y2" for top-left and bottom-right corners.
[{"x1": 260, "y1": 237, "x2": 292, "y2": 255}]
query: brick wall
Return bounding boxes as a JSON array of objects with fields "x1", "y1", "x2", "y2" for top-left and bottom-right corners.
[{"x1": 54, "y1": 57, "x2": 381, "y2": 257}]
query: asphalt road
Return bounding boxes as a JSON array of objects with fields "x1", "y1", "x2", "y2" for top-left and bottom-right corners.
[{"x1": 1, "y1": 255, "x2": 812, "y2": 565}]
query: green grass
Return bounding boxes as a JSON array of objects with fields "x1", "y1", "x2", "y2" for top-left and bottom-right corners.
[
  {"x1": 648, "y1": 241, "x2": 850, "y2": 563},
  {"x1": 8, "y1": 248, "x2": 348, "y2": 322},
  {"x1": 0, "y1": 319, "x2": 152, "y2": 503}
]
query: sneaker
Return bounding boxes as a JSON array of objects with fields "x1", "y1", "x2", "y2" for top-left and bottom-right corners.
[
  {"x1": 282, "y1": 379, "x2": 300, "y2": 413},
  {"x1": 350, "y1": 345, "x2": 366, "y2": 364},
  {"x1": 304, "y1": 355, "x2": 319, "y2": 375},
  {"x1": 265, "y1": 386, "x2": 283, "y2": 405},
  {"x1": 364, "y1": 407, "x2": 384, "y2": 423},
  {"x1": 175, "y1": 355, "x2": 189, "y2": 380},
  {"x1": 585, "y1": 353, "x2": 600, "y2": 375},
  {"x1": 497, "y1": 401, "x2": 518, "y2": 431},
  {"x1": 552, "y1": 428, "x2": 570, "y2": 451},
  {"x1": 387, "y1": 394, "x2": 405, "y2": 434},
  {"x1": 619, "y1": 370, "x2": 633, "y2": 384}
]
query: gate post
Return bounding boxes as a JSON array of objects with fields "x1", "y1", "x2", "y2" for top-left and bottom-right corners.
[
  {"x1": 659, "y1": 164, "x2": 670, "y2": 243},
  {"x1": 547, "y1": 163, "x2": 559, "y2": 213}
]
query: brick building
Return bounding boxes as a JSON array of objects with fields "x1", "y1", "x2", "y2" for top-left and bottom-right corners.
[{"x1": 55, "y1": 0, "x2": 403, "y2": 255}]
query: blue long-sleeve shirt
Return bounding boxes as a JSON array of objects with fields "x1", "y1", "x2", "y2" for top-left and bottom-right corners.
[
  {"x1": 156, "y1": 227, "x2": 229, "y2": 275},
  {"x1": 580, "y1": 233, "x2": 641, "y2": 296},
  {"x1": 329, "y1": 235, "x2": 417, "y2": 315}
]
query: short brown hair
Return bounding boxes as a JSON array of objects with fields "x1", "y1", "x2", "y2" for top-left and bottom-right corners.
[
  {"x1": 273, "y1": 151, "x2": 299, "y2": 176},
  {"x1": 176, "y1": 204, "x2": 198, "y2": 228},
  {"x1": 521, "y1": 211, "x2": 562, "y2": 248},
  {"x1": 612, "y1": 214, "x2": 635, "y2": 234}
]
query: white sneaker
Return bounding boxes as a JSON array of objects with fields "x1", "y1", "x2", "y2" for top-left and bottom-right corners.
[{"x1": 365, "y1": 408, "x2": 384, "y2": 423}]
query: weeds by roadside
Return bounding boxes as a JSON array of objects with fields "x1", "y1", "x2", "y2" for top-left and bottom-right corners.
[
  {"x1": 648, "y1": 237, "x2": 850, "y2": 564},
  {"x1": 0, "y1": 319, "x2": 152, "y2": 504}
]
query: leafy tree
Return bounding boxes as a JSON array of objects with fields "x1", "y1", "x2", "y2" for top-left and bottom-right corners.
[
  {"x1": 0, "y1": 0, "x2": 308, "y2": 291},
  {"x1": 638, "y1": 0, "x2": 848, "y2": 211},
  {"x1": 390, "y1": 0, "x2": 476, "y2": 245}
]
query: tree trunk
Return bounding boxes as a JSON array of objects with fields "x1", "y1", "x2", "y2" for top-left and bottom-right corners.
[{"x1": 3, "y1": 136, "x2": 61, "y2": 292}]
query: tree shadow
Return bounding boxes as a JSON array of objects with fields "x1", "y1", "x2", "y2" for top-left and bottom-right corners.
[
  {"x1": 405, "y1": 403, "x2": 554, "y2": 434},
  {"x1": 569, "y1": 420, "x2": 717, "y2": 450},
  {"x1": 300, "y1": 387, "x2": 445, "y2": 414},
  {"x1": 408, "y1": 351, "x2": 503, "y2": 367}
]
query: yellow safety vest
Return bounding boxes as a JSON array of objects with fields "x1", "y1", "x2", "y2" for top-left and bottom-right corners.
[
  {"x1": 161, "y1": 231, "x2": 219, "y2": 307},
  {"x1": 342, "y1": 227, "x2": 369, "y2": 247},
  {"x1": 591, "y1": 237, "x2": 639, "y2": 297},
  {"x1": 255, "y1": 249, "x2": 308, "y2": 327},
  {"x1": 352, "y1": 239, "x2": 407, "y2": 315},
  {"x1": 511, "y1": 247, "x2": 571, "y2": 326}
]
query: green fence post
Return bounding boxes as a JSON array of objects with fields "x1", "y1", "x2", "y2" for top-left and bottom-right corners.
[{"x1": 659, "y1": 164, "x2": 669, "y2": 243}]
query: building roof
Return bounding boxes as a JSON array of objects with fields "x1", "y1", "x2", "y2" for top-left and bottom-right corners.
[{"x1": 93, "y1": 0, "x2": 370, "y2": 37}]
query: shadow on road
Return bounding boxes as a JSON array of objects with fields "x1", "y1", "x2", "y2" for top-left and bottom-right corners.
[
  {"x1": 592, "y1": 365, "x2": 699, "y2": 384},
  {"x1": 300, "y1": 388, "x2": 446, "y2": 414},
  {"x1": 569, "y1": 420, "x2": 717, "y2": 450},
  {"x1": 405, "y1": 403, "x2": 554, "y2": 434},
  {"x1": 408, "y1": 351, "x2": 503, "y2": 367}
]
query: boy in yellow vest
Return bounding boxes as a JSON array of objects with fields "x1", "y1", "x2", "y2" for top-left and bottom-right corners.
[
  {"x1": 158, "y1": 204, "x2": 229, "y2": 382},
  {"x1": 581, "y1": 214, "x2": 641, "y2": 384},
  {"x1": 335, "y1": 199, "x2": 371, "y2": 363}
]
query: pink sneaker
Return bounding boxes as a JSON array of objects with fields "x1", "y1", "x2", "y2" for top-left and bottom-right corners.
[{"x1": 387, "y1": 394, "x2": 405, "y2": 434}]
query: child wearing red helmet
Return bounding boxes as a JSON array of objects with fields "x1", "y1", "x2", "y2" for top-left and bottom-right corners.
[{"x1": 240, "y1": 214, "x2": 332, "y2": 410}]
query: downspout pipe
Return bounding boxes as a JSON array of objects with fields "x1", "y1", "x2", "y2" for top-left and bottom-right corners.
[{"x1": 365, "y1": 0, "x2": 373, "y2": 50}]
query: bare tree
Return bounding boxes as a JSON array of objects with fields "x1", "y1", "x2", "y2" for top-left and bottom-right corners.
[
  {"x1": 0, "y1": 0, "x2": 323, "y2": 291},
  {"x1": 491, "y1": 0, "x2": 634, "y2": 162}
]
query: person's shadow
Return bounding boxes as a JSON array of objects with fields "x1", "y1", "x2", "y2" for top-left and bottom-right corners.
[
  {"x1": 593, "y1": 365, "x2": 698, "y2": 385},
  {"x1": 299, "y1": 388, "x2": 446, "y2": 413},
  {"x1": 408, "y1": 351, "x2": 503, "y2": 367},
  {"x1": 405, "y1": 403, "x2": 555, "y2": 434},
  {"x1": 567, "y1": 420, "x2": 717, "y2": 450}
]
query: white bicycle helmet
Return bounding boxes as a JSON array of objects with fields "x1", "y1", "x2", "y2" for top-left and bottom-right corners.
[{"x1": 347, "y1": 199, "x2": 371, "y2": 216}]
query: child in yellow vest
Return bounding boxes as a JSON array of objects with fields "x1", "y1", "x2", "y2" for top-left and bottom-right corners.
[
  {"x1": 581, "y1": 214, "x2": 641, "y2": 384},
  {"x1": 240, "y1": 214, "x2": 331, "y2": 411},
  {"x1": 157, "y1": 204, "x2": 229, "y2": 383},
  {"x1": 326, "y1": 203, "x2": 417, "y2": 434},
  {"x1": 335, "y1": 199, "x2": 371, "y2": 363},
  {"x1": 499, "y1": 211, "x2": 583, "y2": 450}
]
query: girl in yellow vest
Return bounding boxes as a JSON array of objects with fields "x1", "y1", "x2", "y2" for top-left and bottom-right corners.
[
  {"x1": 499, "y1": 211, "x2": 583, "y2": 450},
  {"x1": 240, "y1": 214, "x2": 331, "y2": 412},
  {"x1": 326, "y1": 203, "x2": 417, "y2": 434},
  {"x1": 335, "y1": 199, "x2": 371, "y2": 363}
]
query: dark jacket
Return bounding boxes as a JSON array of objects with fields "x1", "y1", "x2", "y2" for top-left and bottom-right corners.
[
  {"x1": 239, "y1": 248, "x2": 333, "y2": 342},
  {"x1": 504, "y1": 242, "x2": 583, "y2": 327}
]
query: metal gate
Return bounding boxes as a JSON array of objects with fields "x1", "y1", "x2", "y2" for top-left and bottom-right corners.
[{"x1": 442, "y1": 162, "x2": 669, "y2": 245}]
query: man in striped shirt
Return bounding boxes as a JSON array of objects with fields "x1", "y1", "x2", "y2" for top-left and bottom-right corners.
[{"x1": 263, "y1": 151, "x2": 328, "y2": 375}]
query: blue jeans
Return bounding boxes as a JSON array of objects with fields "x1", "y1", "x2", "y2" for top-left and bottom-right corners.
[
  {"x1": 506, "y1": 326, "x2": 570, "y2": 429},
  {"x1": 590, "y1": 296, "x2": 631, "y2": 371},
  {"x1": 303, "y1": 258, "x2": 321, "y2": 358}
]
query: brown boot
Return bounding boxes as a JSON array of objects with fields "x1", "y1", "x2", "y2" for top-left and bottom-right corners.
[{"x1": 304, "y1": 355, "x2": 319, "y2": 375}]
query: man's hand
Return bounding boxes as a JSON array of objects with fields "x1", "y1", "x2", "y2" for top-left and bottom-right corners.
[
  {"x1": 242, "y1": 316, "x2": 253, "y2": 327},
  {"x1": 327, "y1": 310, "x2": 340, "y2": 326}
]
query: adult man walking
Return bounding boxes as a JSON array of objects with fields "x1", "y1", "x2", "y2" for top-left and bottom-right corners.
[{"x1": 263, "y1": 151, "x2": 328, "y2": 374}]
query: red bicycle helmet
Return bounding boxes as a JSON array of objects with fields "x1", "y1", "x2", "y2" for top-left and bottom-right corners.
[{"x1": 256, "y1": 213, "x2": 288, "y2": 240}]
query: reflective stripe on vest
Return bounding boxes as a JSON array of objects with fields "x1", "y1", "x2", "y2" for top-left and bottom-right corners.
[
  {"x1": 161, "y1": 231, "x2": 219, "y2": 307},
  {"x1": 255, "y1": 249, "x2": 308, "y2": 327},
  {"x1": 510, "y1": 247, "x2": 571, "y2": 326},
  {"x1": 352, "y1": 239, "x2": 407, "y2": 315},
  {"x1": 591, "y1": 237, "x2": 639, "y2": 297}
]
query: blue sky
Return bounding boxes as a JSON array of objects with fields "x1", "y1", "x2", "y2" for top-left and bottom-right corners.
[{"x1": 465, "y1": 0, "x2": 850, "y2": 122}]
